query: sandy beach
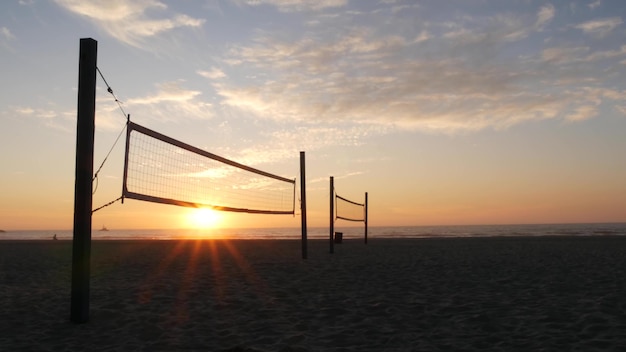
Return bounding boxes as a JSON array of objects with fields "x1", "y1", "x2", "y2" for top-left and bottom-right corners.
[{"x1": 1, "y1": 237, "x2": 625, "y2": 351}]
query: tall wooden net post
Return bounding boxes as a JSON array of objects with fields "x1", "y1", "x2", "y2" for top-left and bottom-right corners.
[
  {"x1": 71, "y1": 38, "x2": 97, "y2": 323},
  {"x1": 364, "y1": 192, "x2": 368, "y2": 244},
  {"x1": 329, "y1": 176, "x2": 334, "y2": 254},
  {"x1": 300, "y1": 151, "x2": 307, "y2": 259}
]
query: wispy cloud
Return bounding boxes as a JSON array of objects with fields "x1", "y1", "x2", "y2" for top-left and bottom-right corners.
[
  {"x1": 9, "y1": 80, "x2": 215, "y2": 134},
  {"x1": 200, "y1": 3, "x2": 626, "y2": 135},
  {"x1": 1, "y1": 27, "x2": 16, "y2": 50},
  {"x1": 1, "y1": 27, "x2": 15, "y2": 40},
  {"x1": 584, "y1": 45, "x2": 626, "y2": 61},
  {"x1": 126, "y1": 81, "x2": 213, "y2": 123},
  {"x1": 197, "y1": 68, "x2": 227, "y2": 80},
  {"x1": 11, "y1": 106, "x2": 73, "y2": 132},
  {"x1": 231, "y1": 124, "x2": 382, "y2": 167},
  {"x1": 54, "y1": 0, "x2": 205, "y2": 47},
  {"x1": 588, "y1": 0, "x2": 601, "y2": 10},
  {"x1": 243, "y1": 0, "x2": 348, "y2": 12},
  {"x1": 128, "y1": 81, "x2": 201, "y2": 105},
  {"x1": 308, "y1": 171, "x2": 365, "y2": 187},
  {"x1": 540, "y1": 43, "x2": 626, "y2": 64},
  {"x1": 44, "y1": 1, "x2": 626, "y2": 138},
  {"x1": 575, "y1": 17, "x2": 623, "y2": 36},
  {"x1": 441, "y1": 5, "x2": 554, "y2": 45},
  {"x1": 566, "y1": 105, "x2": 597, "y2": 121},
  {"x1": 541, "y1": 46, "x2": 590, "y2": 64},
  {"x1": 535, "y1": 4, "x2": 555, "y2": 30}
]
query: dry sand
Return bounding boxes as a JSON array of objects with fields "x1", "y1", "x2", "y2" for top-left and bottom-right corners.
[{"x1": 1, "y1": 237, "x2": 625, "y2": 351}]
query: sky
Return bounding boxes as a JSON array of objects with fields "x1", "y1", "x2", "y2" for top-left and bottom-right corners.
[{"x1": 1, "y1": 0, "x2": 625, "y2": 231}]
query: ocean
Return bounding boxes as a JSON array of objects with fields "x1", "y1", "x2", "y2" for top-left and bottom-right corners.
[{"x1": 1, "y1": 223, "x2": 625, "y2": 241}]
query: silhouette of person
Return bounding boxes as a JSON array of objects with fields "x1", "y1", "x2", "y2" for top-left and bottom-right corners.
[{"x1": 53, "y1": 234, "x2": 57, "y2": 240}]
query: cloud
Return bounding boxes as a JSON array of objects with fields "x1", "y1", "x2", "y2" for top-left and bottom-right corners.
[
  {"x1": 11, "y1": 106, "x2": 75, "y2": 132},
  {"x1": 14, "y1": 107, "x2": 60, "y2": 120},
  {"x1": 126, "y1": 81, "x2": 214, "y2": 122},
  {"x1": 211, "y1": 2, "x2": 626, "y2": 135},
  {"x1": 558, "y1": 87, "x2": 622, "y2": 122},
  {"x1": 48, "y1": 1, "x2": 614, "y2": 137},
  {"x1": 1, "y1": 27, "x2": 15, "y2": 40},
  {"x1": 575, "y1": 17, "x2": 622, "y2": 36},
  {"x1": 581, "y1": 87, "x2": 624, "y2": 103},
  {"x1": 413, "y1": 30, "x2": 430, "y2": 43},
  {"x1": 215, "y1": 16, "x2": 601, "y2": 133},
  {"x1": 243, "y1": 0, "x2": 348, "y2": 12},
  {"x1": 566, "y1": 105, "x2": 597, "y2": 121},
  {"x1": 15, "y1": 107, "x2": 35, "y2": 115},
  {"x1": 540, "y1": 44, "x2": 626, "y2": 64},
  {"x1": 54, "y1": 0, "x2": 205, "y2": 47},
  {"x1": 226, "y1": 123, "x2": 385, "y2": 171},
  {"x1": 584, "y1": 45, "x2": 626, "y2": 62},
  {"x1": 389, "y1": 4, "x2": 418, "y2": 14},
  {"x1": 228, "y1": 28, "x2": 409, "y2": 75},
  {"x1": 588, "y1": 0, "x2": 601, "y2": 10},
  {"x1": 1, "y1": 27, "x2": 16, "y2": 50},
  {"x1": 129, "y1": 81, "x2": 201, "y2": 105},
  {"x1": 197, "y1": 67, "x2": 227, "y2": 80},
  {"x1": 535, "y1": 4, "x2": 555, "y2": 29},
  {"x1": 440, "y1": 4, "x2": 556, "y2": 46},
  {"x1": 11, "y1": 80, "x2": 214, "y2": 134},
  {"x1": 541, "y1": 46, "x2": 589, "y2": 64}
]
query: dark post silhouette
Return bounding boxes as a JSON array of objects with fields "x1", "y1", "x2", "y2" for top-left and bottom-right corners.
[
  {"x1": 300, "y1": 151, "x2": 307, "y2": 259},
  {"x1": 122, "y1": 114, "x2": 130, "y2": 205},
  {"x1": 364, "y1": 192, "x2": 368, "y2": 244},
  {"x1": 71, "y1": 38, "x2": 97, "y2": 323},
  {"x1": 330, "y1": 176, "x2": 334, "y2": 254}
]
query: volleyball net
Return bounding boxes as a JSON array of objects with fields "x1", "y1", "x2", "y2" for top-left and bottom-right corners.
[
  {"x1": 329, "y1": 176, "x2": 368, "y2": 252},
  {"x1": 335, "y1": 194, "x2": 366, "y2": 222},
  {"x1": 72, "y1": 39, "x2": 311, "y2": 326},
  {"x1": 122, "y1": 121, "x2": 296, "y2": 214}
]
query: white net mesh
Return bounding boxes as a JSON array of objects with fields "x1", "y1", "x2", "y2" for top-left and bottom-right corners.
[{"x1": 123, "y1": 122, "x2": 295, "y2": 214}]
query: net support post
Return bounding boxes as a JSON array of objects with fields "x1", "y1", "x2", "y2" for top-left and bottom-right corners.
[
  {"x1": 121, "y1": 117, "x2": 131, "y2": 200},
  {"x1": 329, "y1": 176, "x2": 334, "y2": 254},
  {"x1": 71, "y1": 38, "x2": 97, "y2": 324},
  {"x1": 300, "y1": 151, "x2": 307, "y2": 259},
  {"x1": 364, "y1": 192, "x2": 368, "y2": 244}
]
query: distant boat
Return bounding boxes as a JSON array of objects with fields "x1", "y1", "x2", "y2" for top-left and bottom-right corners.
[{"x1": 100, "y1": 225, "x2": 109, "y2": 231}]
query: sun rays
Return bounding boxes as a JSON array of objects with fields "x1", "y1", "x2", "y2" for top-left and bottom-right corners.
[{"x1": 136, "y1": 239, "x2": 268, "y2": 326}]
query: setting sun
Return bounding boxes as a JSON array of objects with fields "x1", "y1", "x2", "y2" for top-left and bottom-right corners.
[{"x1": 186, "y1": 208, "x2": 222, "y2": 229}]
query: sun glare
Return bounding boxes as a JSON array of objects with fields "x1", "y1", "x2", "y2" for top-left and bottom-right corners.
[{"x1": 187, "y1": 208, "x2": 222, "y2": 229}]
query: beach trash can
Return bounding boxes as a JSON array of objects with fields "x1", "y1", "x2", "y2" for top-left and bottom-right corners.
[{"x1": 334, "y1": 232, "x2": 343, "y2": 244}]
